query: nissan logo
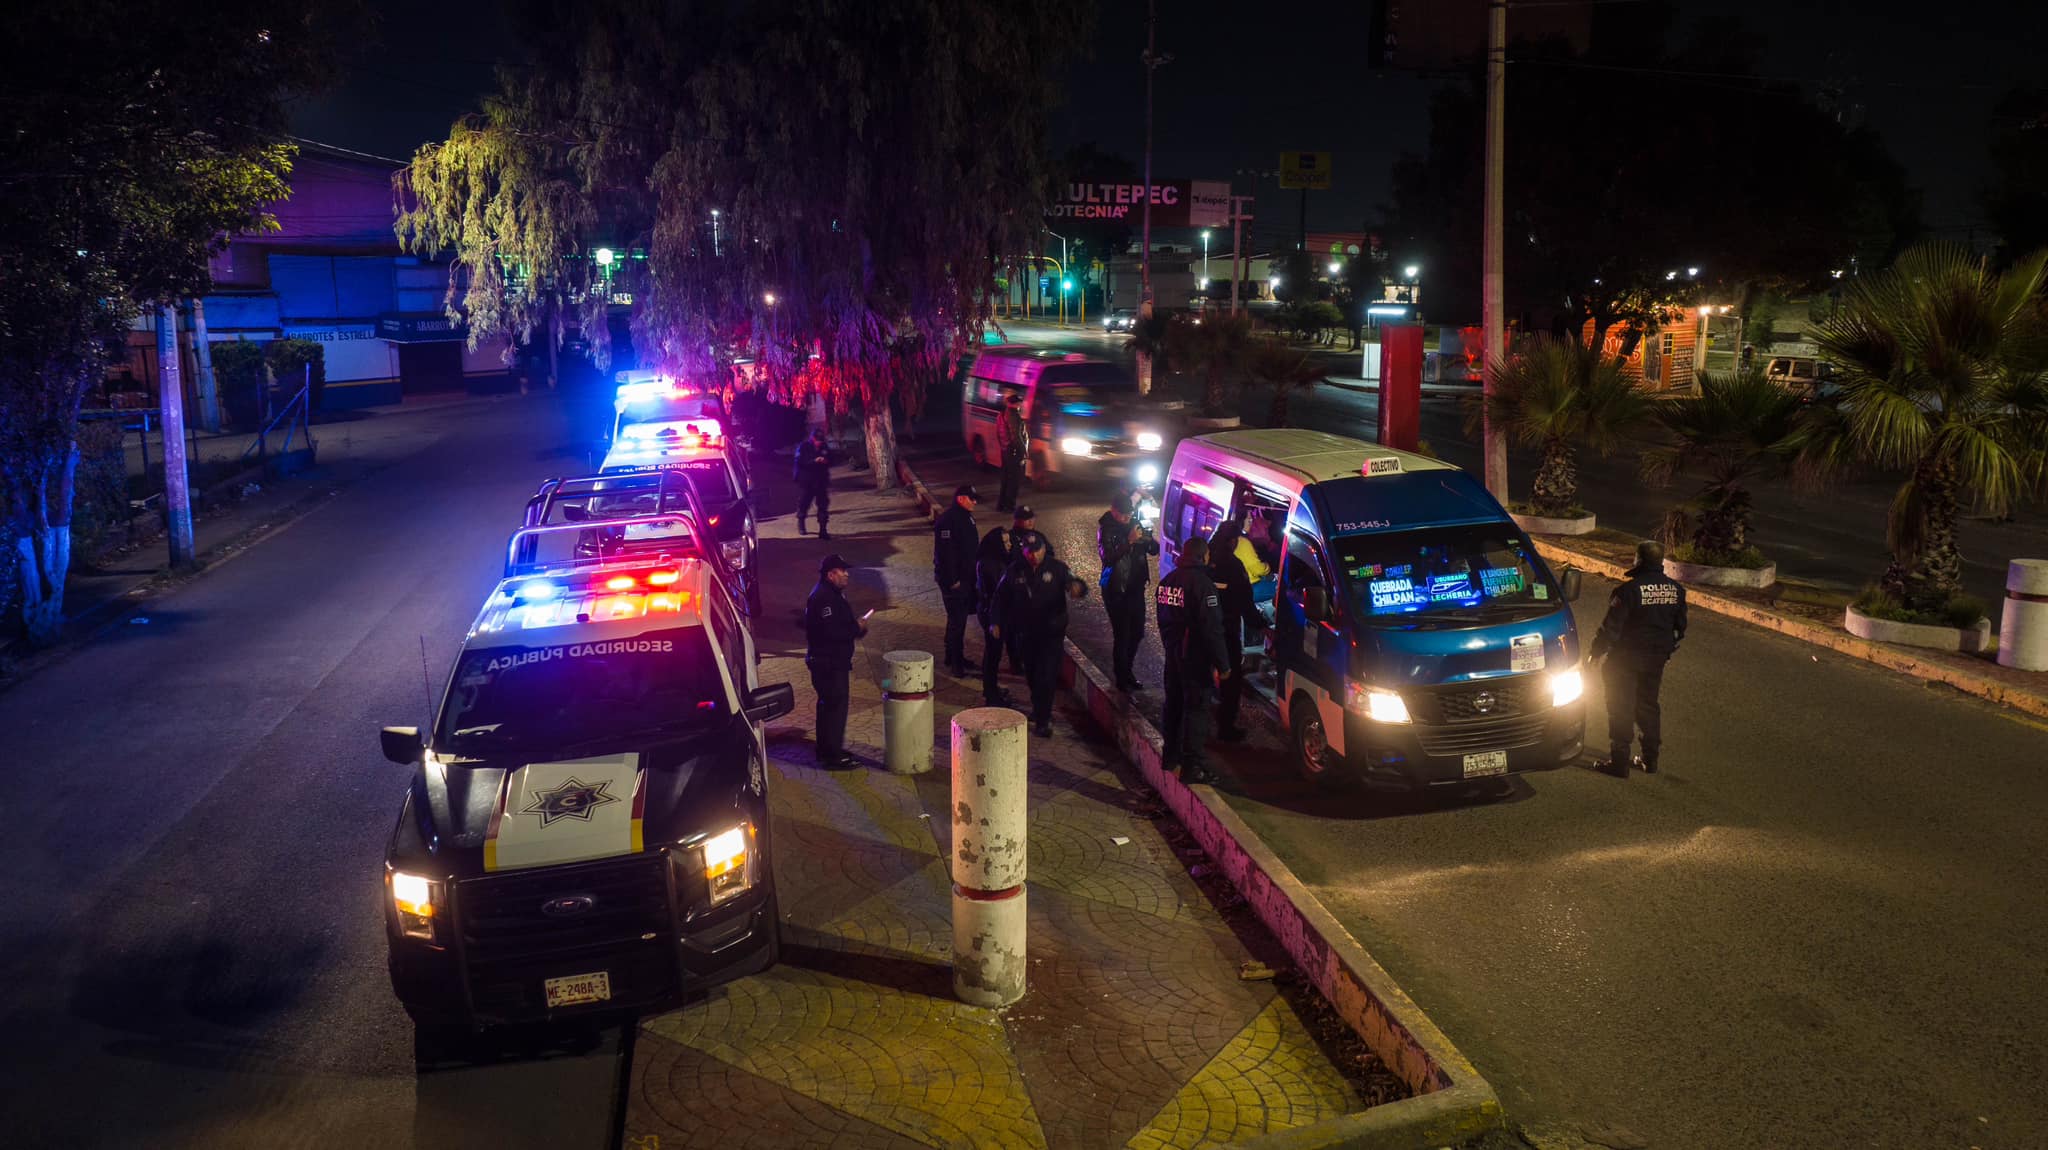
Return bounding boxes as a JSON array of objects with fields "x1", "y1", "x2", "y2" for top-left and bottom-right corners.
[
  {"x1": 1471, "y1": 691, "x2": 1498, "y2": 715},
  {"x1": 541, "y1": 894, "x2": 597, "y2": 918}
]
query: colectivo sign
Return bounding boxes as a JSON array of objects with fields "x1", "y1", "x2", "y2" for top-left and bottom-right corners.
[{"x1": 1046, "y1": 179, "x2": 1230, "y2": 229}]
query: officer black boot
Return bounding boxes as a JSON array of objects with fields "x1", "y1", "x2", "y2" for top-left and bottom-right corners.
[
  {"x1": 797, "y1": 513, "x2": 808, "y2": 536},
  {"x1": 1635, "y1": 754, "x2": 1656, "y2": 774}
]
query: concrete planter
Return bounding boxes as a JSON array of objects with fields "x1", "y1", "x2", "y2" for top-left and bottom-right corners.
[
  {"x1": 1844, "y1": 605, "x2": 1994, "y2": 654},
  {"x1": 1510, "y1": 510, "x2": 1597, "y2": 536},
  {"x1": 1664, "y1": 557, "x2": 1776, "y2": 589},
  {"x1": 1185, "y1": 414, "x2": 1242, "y2": 432}
]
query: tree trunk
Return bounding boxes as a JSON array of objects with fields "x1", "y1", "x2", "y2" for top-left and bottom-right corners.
[
  {"x1": 12, "y1": 443, "x2": 79, "y2": 646},
  {"x1": 1529, "y1": 436, "x2": 1578, "y2": 517},
  {"x1": 1695, "y1": 487, "x2": 1751, "y2": 555},
  {"x1": 1900, "y1": 455, "x2": 1962, "y2": 613},
  {"x1": 1267, "y1": 386, "x2": 1290, "y2": 428},
  {"x1": 863, "y1": 404, "x2": 899, "y2": 491},
  {"x1": 1203, "y1": 364, "x2": 1225, "y2": 417}
]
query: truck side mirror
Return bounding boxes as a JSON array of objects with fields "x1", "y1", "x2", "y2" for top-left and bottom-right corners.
[
  {"x1": 380, "y1": 726, "x2": 423, "y2": 765},
  {"x1": 1303, "y1": 586, "x2": 1330, "y2": 622},
  {"x1": 745, "y1": 683, "x2": 797, "y2": 724},
  {"x1": 1560, "y1": 568, "x2": 1583, "y2": 603}
]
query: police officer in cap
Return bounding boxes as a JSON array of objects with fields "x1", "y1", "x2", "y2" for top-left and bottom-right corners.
[
  {"x1": 1097, "y1": 492, "x2": 1158, "y2": 692},
  {"x1": 1590, "y1": 540, "x2": 1688, "y2": 777},
  {"x1": 995, "y1": 392, "x2": 1028, "y2": 512},
  {"x1": 1157, "y1": 536, "x2": 1229, "y2": 784},
  {"x1": 933, "y1": 483, "x2": 981, "y2": 677},
  {"x1": 1001, "y1": 505, "x2": 1050, "y2": 674},
  {"x1": 997, "y1": 533, "x2": 1086, "y2": 738},
  {"x1": 793, "y1": 426, "x2": 837, "y2": 539},
  {"x1": 804, "y1": 553, "x2": 867, "y2": 768}
]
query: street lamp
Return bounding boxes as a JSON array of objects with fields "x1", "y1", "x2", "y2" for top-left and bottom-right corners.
[
  {"x1": 1201, "y1": 229, "x2": 1211, "y2": 284},
  {"x1": 763, "y1": 292, "x2": 778, "y2": 307},
  {"x1": 1327, "y1": 260, "x2": 1342, "y2": 276},
  {"x1": 710, "y1": 209, "x2": 721, "y2": 256},
  {"x1": 1403, "y1": 264, "x2": 1420, "y2": 280},
  {"x1": 594, "y1": 247, "x2": 615, "y2": 267}
]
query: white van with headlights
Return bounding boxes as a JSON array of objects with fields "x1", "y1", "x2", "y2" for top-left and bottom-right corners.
[{"x1": 961, "y1": 348, "x2": 1169, "y2": 489}]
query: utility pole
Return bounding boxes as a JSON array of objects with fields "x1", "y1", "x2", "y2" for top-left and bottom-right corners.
[
  {"x1": 1228, "y1": 195, "x2": 1252, "y2": 316},
  {"x1": 1480, "y1": 0, "x2": 1509, "y2": 501},
  {"x1": 186, "y1": 299, "x2": 221, "y2": 433},
  {"x1": 1138, "y1": 0, "x2": 1169, "y2": 393},
  {"x1": 156, "y1": 304, "x2": 195, "y2": 568}
]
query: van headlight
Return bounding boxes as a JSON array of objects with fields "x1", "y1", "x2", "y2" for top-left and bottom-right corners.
[
  {"x1": 1550, "y1": 668, "x2": 1584, "y2": 708},
  {"x1": 700, "y1": 822, "x2": 758, "y2": 907},
  {"x1": 721, "y1": 538, "x2": 748, "y2": 572},
  {"x1": 1345, "y1": 683, "x2": 1411, "y2": 724},
  {"x1": 389, "y1": 870, "x2": 443, "y2": 942},
  {"x1": 1059, "y1": 436, "x2": 1092, "y2": 457},
  {"x1": 1135, "y1": 431, "x2": 1164, "y2": 452}
]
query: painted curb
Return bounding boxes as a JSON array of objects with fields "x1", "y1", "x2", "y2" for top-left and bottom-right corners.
[
  {"x1": 1533, "y1": 537, "x2": 2048, "y2": 721},
  {"x1": 1844, "y1": 605, "x2": 1994, "y2": 654},
  {"x1": 898, "y1": 455, "x2": 1504, "y2": 1148},
  {"x1": 1509, "y1": 511, "x2": 1597, "y2": 536}
]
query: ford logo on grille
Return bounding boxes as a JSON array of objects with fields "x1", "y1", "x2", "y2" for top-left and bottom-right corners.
[
  {"x1": 1470, "y1": 691, "x2": 1498, "y2": 715},
  {"x1": 541, "y1": 894, "x2": 596, "y2": 918}
]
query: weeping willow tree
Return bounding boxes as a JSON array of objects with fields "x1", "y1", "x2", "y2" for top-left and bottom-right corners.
[{"x1": 396, "y1": 0, "x2": 1082, "y2": 485}]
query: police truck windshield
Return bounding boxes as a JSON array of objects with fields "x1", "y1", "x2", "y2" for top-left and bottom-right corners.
[
  {"x1": 1335, "y1": 525, "x2": 1558, "y2": 625},
  {"x1": 436, "y1": 629, "x2": 730, "y2": 755}
]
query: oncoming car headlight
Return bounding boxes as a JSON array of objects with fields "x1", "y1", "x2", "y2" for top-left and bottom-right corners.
[
  {"x1": 1135, "y1": 431, "x2": 1164, "y2": 452},
  {"x1": 1345, "y1": 683, "x2": 1411, "y2": 724},
  {"x1": 700, "y1": 822, "x2": 758, "y2": 907},
  {"x1": 1059, "y1": 436, "x2": 1092, "y2": 458},
  {"x1": 389, "y1": 871, "x2": 443, "y2": 942},
  {"x1": 1550, "y1": 668, "x2": 1584, "y2": 707}
]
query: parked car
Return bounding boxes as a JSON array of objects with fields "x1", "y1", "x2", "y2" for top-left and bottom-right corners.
[
  {"x1": 1102, "y1": 308, "x2": 1138, "y2": 333},
  {"x1": 1764, "y1": 356, "x2": 1836, "y2": 397}
]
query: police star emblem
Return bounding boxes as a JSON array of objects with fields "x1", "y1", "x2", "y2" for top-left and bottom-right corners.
[{"x1": 520, "y1": 775, "x2": 622, "y2": 826}]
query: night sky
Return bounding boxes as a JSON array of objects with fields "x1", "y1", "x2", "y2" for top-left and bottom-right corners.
[{"x1": 290, "y1": 0, "x2": 2042, "y2": 250}]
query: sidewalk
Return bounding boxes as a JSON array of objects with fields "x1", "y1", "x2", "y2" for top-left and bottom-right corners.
[{"x1": 623, "y1": 470, "x2": 1406, "y2": 1149}]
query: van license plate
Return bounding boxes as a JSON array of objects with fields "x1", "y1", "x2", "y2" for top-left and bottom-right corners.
[
  {"x1": 1462, "y1": 751, "x2": 1508, "y2": 778},
  {"x1": 544, "y1": 971, "x2": 611, "y2": 1009}
]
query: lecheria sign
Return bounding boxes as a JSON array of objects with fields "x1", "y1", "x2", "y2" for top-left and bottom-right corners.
[{"x1": 1047, "y1": 180, "x2": 1230, "y2": 228}]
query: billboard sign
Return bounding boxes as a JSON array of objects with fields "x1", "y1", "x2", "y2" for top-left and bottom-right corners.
[
  {"x1": 1279, "y1": 152, "x2": 1332, "y2": 190},
  {"x1": 1047, "y1": 179, "x2": 1232, "y2": 229}
]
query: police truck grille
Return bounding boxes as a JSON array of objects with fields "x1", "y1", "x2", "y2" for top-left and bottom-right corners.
[{"x1": 455, "y1": 855, "x2": 676, "y2": 1017}]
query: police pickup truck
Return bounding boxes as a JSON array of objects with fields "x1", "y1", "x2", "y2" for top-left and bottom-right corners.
[
  {"x1": 524, "y1": 468, "x2": 762, "y2": 616},
  {"x1": 596, "y1": 403, "x2": 760, "y2": 615},
  {"x1": 378, "y1": 518, "x2": 793, "y2": 1029}
]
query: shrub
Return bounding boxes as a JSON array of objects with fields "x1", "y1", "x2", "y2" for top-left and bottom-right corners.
[
  {"x1": 265, "y1": 338, "x2": 326, "y2": 413},
  {"x1": 214, "y1": 341, "x2": 270, "y2": 430},
  {"x1": 1853, "y1": 585, "x2": 1988, "y2": 628},
  {"x1": 1669, "y1": 542, "x2": 1771, "y2": 570}
]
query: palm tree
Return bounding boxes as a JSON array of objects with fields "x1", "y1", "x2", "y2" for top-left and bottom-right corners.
[
  {"x1": 1798, "y1": 244, "x2": 2048, "y2": 613},
  {"x1": 1244, "y1": 338, "x2": 1327, "y2": 427},
  {"x1": 1466, "y1": 336, "x2": 1654, "y2": 519},
  {"x1": 1162, "y1": 312, "x2": 1255, "y2": 416},
  {"x1": 1641, "y1": 368, "x2": 1804, "y2": 558}
]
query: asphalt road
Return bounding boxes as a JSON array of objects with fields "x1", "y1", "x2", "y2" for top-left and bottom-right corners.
[
  {"x1": 993, "y1": 321, "x2": 2048, "y2": 608},
  {"x1": 0, "y1": 395, "x2": 628, "y2": 1150},
  {"x1": 906, "y1": 372, "x2": 2048, "y2": 1148}
]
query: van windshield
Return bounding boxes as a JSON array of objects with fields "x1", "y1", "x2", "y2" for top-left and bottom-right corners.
[{"x1": 1333, "y1": 524, "x2": 1559, "y2": 626}]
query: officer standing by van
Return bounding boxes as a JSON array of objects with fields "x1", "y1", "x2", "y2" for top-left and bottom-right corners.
[
  {"x1": 794, "y1": 426, "x2": 836, "y2": 540},
  {"x1": 1097, "y1": 493, "x2": 1158, "y2": 692},
  {"x1": 805, "y1": 553, "x2": 867, "y2": 768},
  {"x1": 998, "y1": 534, "x2": 1085, "y2": 738},
  {"x1": 933, "y1": 483, "x2": 981, "y2": 677},
  {"x1": 1590, "y1": 540, "x2": 1688, "y2": 777},
  {"x1": 975, "y1": 524, "x2": 1015, "y2": 708},
  {"x1": 996, "y1": 392, "x2": 1028, "y2": 512},
  {"x1": 1156, "y1": 536, "x2": 1229, "y2": 785}
]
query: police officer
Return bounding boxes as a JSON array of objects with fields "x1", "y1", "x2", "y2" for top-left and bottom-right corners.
[
  {"x1": 997, "y1": 534, "x2": 1085, "y2": 738},
  {"x1": 974, "y1": 524, "x2": 1015, "y2": 707},
  {"x1": 1002, "y1": 505, "x2": 1050, "y2": 674},
  {"x1": 933, "y1": 483, "x2": 981, "y2": 677},
  {"x1": 1590, "y1": 540, "x2": 1688, "y2": 777},
  {"x1": 1097, "y1": 493, "x2": 1158, "y2": 693},
  {"x1": 1157, "y1": 536, "x2": 1229, "y2": 785},
  {"x1": 804, "y1": 553, "x2": 867, "y2": 768},
  {"x1": 995, "y1": 392, "x2": 1028, "y2": 512},
  {"x1": 793, "y1": 426, "x2": 836, "y2": 540}
]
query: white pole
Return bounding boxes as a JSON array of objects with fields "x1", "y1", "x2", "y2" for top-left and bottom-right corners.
[
  {"x1": 950, "y1": 706, "x2": 1028, "y2": 1007},
  {"x1": 187, "y1": 299, "x2": 221, "y2": 433},
  {"x1": 1998, "y1": 559, "x2": 2048, "y2": 671},
  {"x1": 882, "y1": 650, "x2": 935, "y2": 774}
]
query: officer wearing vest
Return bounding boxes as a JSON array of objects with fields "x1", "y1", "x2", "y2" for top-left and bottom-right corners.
[
  {"x1": 932, "y1": 483, "x2": 981, "y2": 677},
  {"x1": 974, "y1": 524, "x2": 1015, "y2": 708},
  {"x1": 1097, "y1": 493, "x2": 1158, "y2": 693},
  {"x1": 804, "y1": 553, "x2": 867, "y2": 768},
  {"x1": 1001, "y1": 505, "x2": 1051, "y2": 674},
  {"x1": 997, "y1": 533, "x2": 1085, "y2": 738},
  {"x1": 793, "y1": 427, "x2": 836, "y2": 540},
  {"x1": 1157, "y1": 536, "x2": 1229, "y2": 785},
  {"x1": 995, "y1": 392, "x2": 1028, "y2": 512},
  {"x1": 1590, "y1": 540, "x2": 1688, "y2": 777}
]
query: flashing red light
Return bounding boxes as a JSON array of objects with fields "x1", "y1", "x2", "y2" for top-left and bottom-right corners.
[
  {"x1": 606, "y1": 575, "x2": 637, "y2": 591},
  {"x1": 649, "y1": 593, "x2": 681, "y2": 612},
  {"x1": 647, "y1": 569, "x2": 681, "y2": 586}
]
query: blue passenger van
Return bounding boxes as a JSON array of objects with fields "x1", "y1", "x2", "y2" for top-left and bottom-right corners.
[{"x1": 1159, "y1": 430, "x2": 1587, "y2": 790}]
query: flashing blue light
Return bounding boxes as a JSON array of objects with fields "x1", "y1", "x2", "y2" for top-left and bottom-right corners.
[{"x1": 516, "y1": 580, "x2": 560, "y2": 602}]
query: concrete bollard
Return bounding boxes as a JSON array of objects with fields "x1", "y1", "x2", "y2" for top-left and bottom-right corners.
[
  {"x1": 881, "y1": 650, "x2": 935, "y2": 774},
  {"x1": 950, "y1": 706, "x2": 1028, "y2": 1007},
  {"x1": 1999, "y1": 559, "x2": 2048, "y2": 672}
]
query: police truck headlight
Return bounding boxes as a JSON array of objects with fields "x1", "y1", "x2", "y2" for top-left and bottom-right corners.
[
  {"x1": 1059, "y1": 437, "x2": 1092, "y2": 458},
  {"x1": 1135, "y1": 431, "x2": 1164, "y2": 452},
  {"x1": 389, "y1": 871, "x2": 443, "y2": 942},
  {"x1": 1345, "y1": 683, "x2": 1411, "y2": 724},
  {"x1": 721, "y1": 538, "x2": 747, "y2": 572},
  {"x1": 701, "y1": 822, "x2": 758, "y2": 907},
  {"x1": 1550, "y1": 668, "x2": 1584, "y2": 708}
]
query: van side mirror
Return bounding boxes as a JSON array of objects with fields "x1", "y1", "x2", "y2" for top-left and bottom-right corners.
[
  {"x1": 380, "y1": 726, "x2": 423, "y2": 765},
  {"x1": 745, "y1": 683, "x2": 797, "y2": 724},
  {"x1": 1303, "y1": 586, "x2": 1330, "y2": 622},
  {"x1": 1560, "y1": 568, "x2": 1583, "y2": 603}
]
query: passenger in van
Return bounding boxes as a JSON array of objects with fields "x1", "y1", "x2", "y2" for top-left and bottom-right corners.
[{"x1": 1205, "y1": 523, "x2": 1256, "y2": 742}]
